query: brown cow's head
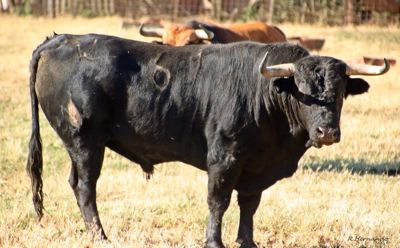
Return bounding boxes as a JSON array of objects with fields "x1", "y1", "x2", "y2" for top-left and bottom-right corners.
[
  {"x1": 139, "y1": 23, "x2": 213, "y2": 46},
  {"x1": 260, "y1": 54, "x2": 390, "y2": 148}
]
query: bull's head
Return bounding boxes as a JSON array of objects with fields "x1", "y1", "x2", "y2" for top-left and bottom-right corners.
[
  {"x1": 260, "y1": 54, "x2": 389, "y2": 148},
  {"x1": 139, "y1": 23, "x2": 214, "y2": 46}
]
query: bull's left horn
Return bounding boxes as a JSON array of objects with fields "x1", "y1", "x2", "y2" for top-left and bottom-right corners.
[
  {"x1": 346, "y1": 58, "x2": 390, "y2": 76},
  {"x1": 259, "y1": 52, "x2": 295, "y2": 78}
]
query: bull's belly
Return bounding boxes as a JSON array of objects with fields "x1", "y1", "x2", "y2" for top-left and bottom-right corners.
[
  {"x1": 232, "y1": 144, "x2": 306, "y2": 193},
  {"x1": 106, "y1": 124, "x2": 208, "y2": 170},
  {"x1": 235, "y1": 159, "x2": 300, "y2": 193}
]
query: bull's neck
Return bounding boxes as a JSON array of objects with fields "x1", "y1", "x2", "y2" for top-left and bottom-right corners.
[{"x1": 262, "y1": 84, "x2": 308, "y2": 141}]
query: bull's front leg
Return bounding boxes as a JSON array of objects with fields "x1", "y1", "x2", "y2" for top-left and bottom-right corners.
[
  {"x1": 236, "y1": 192, "x2": 262, "y2": 248},
  {"x1": 205, "y1": 162, "x2": 241, "y2": 248}
]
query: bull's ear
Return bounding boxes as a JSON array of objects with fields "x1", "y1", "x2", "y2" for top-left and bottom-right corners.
[
  {"x1": 273, "y1": 77, "x2": 296, "y2": 94},
  {"x1": 346, "y1": 78, "x2": 370, "y2": 97}
]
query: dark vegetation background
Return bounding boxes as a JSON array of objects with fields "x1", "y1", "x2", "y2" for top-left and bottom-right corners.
[{"x1": 1, "y1": 0, "x2": 400, "y2": 25}]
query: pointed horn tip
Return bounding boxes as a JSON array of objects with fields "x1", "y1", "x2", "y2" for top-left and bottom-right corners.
[
  {"x1": 259, "y1": 52, "x2": 269, "y2": 76},
  {"x1": 368, "y1": 57, "x2": 390, "y2": 75},
  {"x1": 381, "y1": 58, "x2": 390, "y2": 74},
  {"x1": 139, "y1": 23, "x2": 144, "y2": 35},
  {"x1": 138, "y1": 23, "x2": 145, "y2": 35},
  {"x1": 346, "y1": 58, "x2": 390, "y2": 76}
]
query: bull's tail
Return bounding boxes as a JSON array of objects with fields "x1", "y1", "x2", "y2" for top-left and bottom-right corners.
[{"x1": 26, "y1": 34, "x2": 58, "y2": 219}]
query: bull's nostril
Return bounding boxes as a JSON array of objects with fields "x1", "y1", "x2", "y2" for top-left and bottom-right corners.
[
  {"x1": 333, "y1": 131, "x2": 338, "y2": 138},
  {"x1": 332, "y1": 129, "x2": 340, "y2": 141},
  {"x1": 315, "y1": 126, "x2": 340, "y2": 144},
  {"x1": 316, "y1": 127, "x2": 325, "y2": 137}
]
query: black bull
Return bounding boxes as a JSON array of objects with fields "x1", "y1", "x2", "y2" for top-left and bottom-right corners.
[{"x1": 27, "y1": 34, "x2": 388, "y2": 248}]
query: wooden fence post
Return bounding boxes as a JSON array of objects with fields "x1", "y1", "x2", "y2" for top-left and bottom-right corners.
[
  {"x1": 346, "y1": 0, "x2": 353, "y2": 24},
  {"x1": 109, "y1": 0, "x2": 114, "y2": 15},
  {"x1": 172, "y1": 0, "x2": 179, "y2": 21},
  {"x1": 268, "y1": 0, "x2": 274, "y2": 23},
  {"x1": 48, "y1": 0, "x2": 56, "y2": 17},
  {"x1": 213, "y1": 0, "x2": 221, "y2": 20}
]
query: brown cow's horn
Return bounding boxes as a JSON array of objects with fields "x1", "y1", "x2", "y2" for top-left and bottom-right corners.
[
  {"x1": 346, "y1": 58, "x2": 390, "y2": 76},
  {"x1": 194, "y1": 29, "x2": 212, "y2": 40},
  {"x1": 139, "y1": 23, "x2": 164, "y2": 38},
  {"x1": 194, "y1": 24, "x2": 214, "y2": 40},
  {"x1": 259, "y1": 52, "x2": 295, "y2": 78}
]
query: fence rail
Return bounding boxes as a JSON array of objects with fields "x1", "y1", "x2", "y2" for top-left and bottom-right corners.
[{"x1": 1, "y1": 0, "x2": 400, "y2": 24}]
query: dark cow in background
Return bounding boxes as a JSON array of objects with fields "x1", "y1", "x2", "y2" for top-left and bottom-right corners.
[
  {"x1": 139, "y1": 20, "x2": 287, "y2": 46},
  {"x1": 27, "y1": 34, "x2": 389, "y2": 248}
]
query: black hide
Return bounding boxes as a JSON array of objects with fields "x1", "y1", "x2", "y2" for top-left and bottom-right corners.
[{"x1": 27, "y1": 34, "x2": 370, "y2": 248}]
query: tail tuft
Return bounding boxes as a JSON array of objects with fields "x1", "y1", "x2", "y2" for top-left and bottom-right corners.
[{"x1": 27, "y1": 131, "x2": 44, "y2": 219}]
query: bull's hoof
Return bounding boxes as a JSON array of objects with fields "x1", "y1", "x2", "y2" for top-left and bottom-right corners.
[
  {"x1": 99, "y1": 233, "x2": 108, "y2": 241},
  {"x1": 87, "y1": 225, "x2": 108, "y2": 241},
  {"x1": 204, "y1": 240, "x2": 225, "y2": 248},
  {"x1": 236, "y1": 238, "x2": 257, "y2": 248},
  {"x1": 239, "y1": 242, "x2": 257, "y2": 248}
]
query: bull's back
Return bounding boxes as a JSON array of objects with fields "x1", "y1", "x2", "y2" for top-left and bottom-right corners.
[{"x1": 33, "y1": 34, "x2": 271, "y2": 168}]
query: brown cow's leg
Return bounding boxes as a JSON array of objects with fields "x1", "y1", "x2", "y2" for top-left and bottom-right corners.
[
  {"x1": 236, "y1": 192, "x2": 262, "y2": 248},
  {"x1": 67, "y1": 144, "x2": 106, "y2": 239},
  {"x1": 205, "y1": 163, "x2": 241, "y2": 248}
]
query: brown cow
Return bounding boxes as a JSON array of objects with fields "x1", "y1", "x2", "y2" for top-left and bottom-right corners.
[{"x1": 139, "y1": 20, "x2": 286, "y2": 46}]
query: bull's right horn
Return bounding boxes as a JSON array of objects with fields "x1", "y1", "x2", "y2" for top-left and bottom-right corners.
[
  {"x1": 346, "y1": 58, "x2": 390, "y2": 76},
  {"x1": 139, "y1": 23, "x2": 164, "y2": 38},
  {"x1": 259, "y1": 52, "x2": 295, "y2": 78}
]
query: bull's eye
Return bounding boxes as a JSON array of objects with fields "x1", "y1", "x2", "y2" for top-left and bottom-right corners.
[
  {"x1": 317, "y1": 75, "x2": 324, "y2": 91},
  {"x1": 315, "y1": 69, "x2": 325, "y2": 92}
]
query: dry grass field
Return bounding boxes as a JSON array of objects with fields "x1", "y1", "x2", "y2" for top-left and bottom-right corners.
[{"x1": 0, "y1": 16, "x2": 399, "y2": 247}]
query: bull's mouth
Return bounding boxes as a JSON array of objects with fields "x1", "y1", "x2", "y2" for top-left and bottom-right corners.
[{"x1": 305, "y1": 139, "x2": 335, "y2": 148}]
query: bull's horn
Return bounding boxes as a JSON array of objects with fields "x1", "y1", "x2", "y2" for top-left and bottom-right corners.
[
  {"x1": 346, "y1": 58, "x2": 390, "y2": 76},
  {"x1": 259, "y1": 52, "x2": 295, "y2": 78},
  {"x1": 194, "y1": 24, "x2": 214, "y2": 40},
  {"x1": 139, "y1": 23, "x2": 164, "y2": 38}
]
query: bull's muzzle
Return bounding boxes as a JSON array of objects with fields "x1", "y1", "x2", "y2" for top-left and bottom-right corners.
[{"x1": 315, "y1": 126, "x2": 340, "y2": 145}]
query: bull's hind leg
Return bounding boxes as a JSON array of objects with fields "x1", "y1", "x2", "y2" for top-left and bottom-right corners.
[
  {"x1": 236, "y1": 192, "x2": 262, "y2": 248},
  {"x1": 67, "y1": 143, "x2": 106, "y2": 239}
]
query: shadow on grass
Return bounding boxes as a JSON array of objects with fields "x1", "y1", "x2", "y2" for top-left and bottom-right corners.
[{"x1": 302, "y1": 158, "x2": 400, "y2": 176}]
